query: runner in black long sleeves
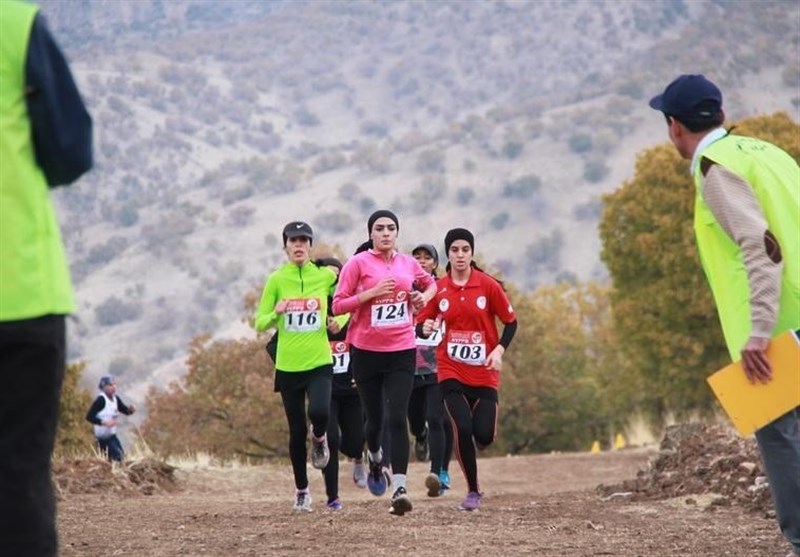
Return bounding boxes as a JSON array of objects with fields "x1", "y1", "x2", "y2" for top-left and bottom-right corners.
[{"x1": 417, "y1": 228, "x2": 517, "y2": 511}]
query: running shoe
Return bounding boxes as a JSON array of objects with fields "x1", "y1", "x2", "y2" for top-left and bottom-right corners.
[
  {"x1": 352, "y1": 459, "x2": 367, "y2": 489},
  {"x1": 425, "y1": 472, "x2": 441, "y2": 497},
  {"x1": 439, "y1": 470, "x2": 451, "y2": 492},
  {"x1": 459, "y1": 491, "x2": 481, "y2": 511},
  {"x1": 327, "y1": 498, "x2": 343, "y2": 511},
  {"x1": 414, "y1": 425, "x2": 429, "y2": 461},
  {"x1": 311, "y1": 434, "x2": 330, "y2": 469},
  {"x1": 366, "y1": 454, "x2": 387, "y2": 496},
  {"x1": 293, "y1": 490, "x2": 312, "y2": 512},
  {"x1": 389, "y1": 486, "x2": 413, "y2": 516}
]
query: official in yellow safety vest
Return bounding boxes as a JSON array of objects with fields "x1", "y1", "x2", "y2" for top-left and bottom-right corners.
[
  {"x1": 649, "y1": 74, "x2": 799, "y2": 557},
  {"x1": 0, "y1": 2, "x2": 92, "y2": 556}
]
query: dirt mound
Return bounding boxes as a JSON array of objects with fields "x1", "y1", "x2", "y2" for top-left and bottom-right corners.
[
  {"x1": 598, "y1": 423, "x2": 772, "y2": 515},
  {"x1": 54, "y1": 457, "x2": 180, "y2": 497}
]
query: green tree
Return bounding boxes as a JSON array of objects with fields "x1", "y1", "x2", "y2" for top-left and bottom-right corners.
[
  {"x1": 599, "y1": 113, "x2": 800, "y2": 424},
  {"x1": 141, "y1": 335, "x2": 286, "y2": 460},
  {"x1": 498, "y1": 283, "x2": 629, "y2": 453},
  {"x1": 55, "y1": 361, "x2": 94, "y2": 456}
]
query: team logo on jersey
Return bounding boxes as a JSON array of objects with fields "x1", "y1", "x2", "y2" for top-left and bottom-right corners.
[
  {"x1": 334, "y1": 342, "x2": 347, "y2": 353},
  {"x1": 396, "y1": 291, "x2": 408, "y2": 301},
  {"x1": 439, "y1": 299, "x2": 449, "y2": 312},
  {"x1": 471, "y1": 332, "x2": 483, "y2": 343},
  {"x1": 508, "y1": 304, "x2": 514, "y2": 313},
  {"x1": 306, "y1": 298, "x2": 319, "y2": 311},
  {"x1": 476, "y1": 296, "x2": 487, "y2": 309}
]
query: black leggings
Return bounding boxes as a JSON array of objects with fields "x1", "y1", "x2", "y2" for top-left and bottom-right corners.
[
  {"x1": 408, "y1": 381, "x2": 446, "y2": 474},
  {"x1": 351, "y1": 347, "x2": 415, "y2": 475},
  {"x1": 442, "y1": 381, "x2": 498, "y2": 493},
  {"x1": 322, "y1": 392, "x2": 364, "y2": 502},
  {"x1": 279, "y1": 367, "x2": 332, "y2": 490}
]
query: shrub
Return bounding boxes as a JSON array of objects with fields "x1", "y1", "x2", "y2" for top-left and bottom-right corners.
[
  {"x1": 295, "y1": 108, "x2": 320, "y2": 127},
  {"x1": 95, "y1": 295, "x2": 141, "y2": 327},
  {"x1": 108, "y1": 356, "x2": 134, "y2": 376},
  {"x1": 360, "y1": 120, "x2": 389, "y2": 137},
  {"x1": 116, "y1": 202, "x2": 139, "y2": 227},
  {"x1": 490, "y1": 212, "x2": 510, "y2": 230},
  {"x1": 502, "y1": 141, "x2": 524, "y2": 159},
  {"x1": 568, "y1": 133, "x2": 593, "y2": 154},
  {"x1": 503, "y1": 174, "x2": 541, "y2": 198},
  {"x1": 456, "y1": 187, "x2": 475, "y2": 206},
  {"x1": 227, "y1": 205, "x2": 256, "y2": 227},
  {"x1": 583, "y1": 160, "x2": 610, "y2": 183},
  {"x1": 360, "y1": 196, "x2": 376, "y2": 213},
  {"x1": 317, "y1": 211, "x2": 354, "y2": 234},
  {"x1": 416, "y1": 149, "x2": 446, "y2": 174},
  {"x1": 85, "y1": 236, "x2": 129, "y2": 267},
  {"x1": 573, "y1": 197, "x2": 603, "y2": 221},
  {"x1": 338, "y1": 182, "x2": 361, "y2": 200}
]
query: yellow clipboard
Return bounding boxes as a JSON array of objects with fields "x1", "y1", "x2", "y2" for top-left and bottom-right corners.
[{"x1": 706, "y1": 330, "x2": 800, "y2": 437}]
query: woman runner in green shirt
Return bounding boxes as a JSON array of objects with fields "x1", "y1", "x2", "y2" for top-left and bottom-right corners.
[{"x1": 254, "y1": 221, "x2": 337, "y2": 512}]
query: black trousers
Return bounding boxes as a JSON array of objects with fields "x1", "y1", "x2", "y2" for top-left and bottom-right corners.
[
  {"x1": 408, "y1": 379, "x2": 446, "y2": 474},
  {"x1": 278, "y1": 365, "x2": 332, "y2": 491},
  {"x1": 322, "y1": 391, "x2": 364, "y2": 502},
  {"x1": 441, "y1": 379, "x2": 498, "y2": 494},
  {"x1": 351, "y1": 347, "x2": 415, "y2": 475},
  {"x1": 0, "y1": 315, "x2": 66, "y2": 557}
]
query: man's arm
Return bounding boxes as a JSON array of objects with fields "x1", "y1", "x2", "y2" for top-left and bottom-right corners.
[
  {"x1": 702, "y1": 162, "x2": 781, "y2": 382},
  {"x1": 25, "y1": 13, "x2": 93, "y2": 187},
  {"x1": 85, "y1": 396, "x2": 105, "y2": 425}
]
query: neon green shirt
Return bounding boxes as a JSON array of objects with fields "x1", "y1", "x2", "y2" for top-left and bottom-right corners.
[{"x1": 255, "y1": 261, "x2": 337, "y2": 372}]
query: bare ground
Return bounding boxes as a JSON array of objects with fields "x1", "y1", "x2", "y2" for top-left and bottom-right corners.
[{"x1": 56, "y1": 447, "x2": 787, "y2": 557}]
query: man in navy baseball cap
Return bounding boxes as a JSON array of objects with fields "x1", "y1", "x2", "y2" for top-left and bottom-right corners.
[{"x1": 649, "y1": 74, "x2": 723, "y2": 126}]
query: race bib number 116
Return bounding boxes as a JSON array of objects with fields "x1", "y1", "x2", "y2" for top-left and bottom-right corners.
[{"x1": 283, "y1": 298, "x2": 322, "y2": 332}]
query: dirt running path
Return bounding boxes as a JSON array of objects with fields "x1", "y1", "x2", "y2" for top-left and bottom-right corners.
[{"x1": 58, "y1": 448, "x2": 786, "y2": 556}]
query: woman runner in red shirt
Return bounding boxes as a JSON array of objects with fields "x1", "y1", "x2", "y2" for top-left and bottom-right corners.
[{"x1": 417, "y1": 228, "x2": 517, "y2": 511}]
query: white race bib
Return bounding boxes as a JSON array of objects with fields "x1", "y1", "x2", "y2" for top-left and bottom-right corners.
[
  {"x1": 417, "y1": 321, "x2": 445, "y2": 347},
  {"x1": 446, "y1": 330, "x2": 486, "y2": 366},
  {"x1": 283, "y1": 298, "x2": 322, "y2": 332},
  {"x1": 370, "y1": 292, "x2": 410, "y2": 328},
  {"x1": 330, "y1": 341, "x2": 350, "y2": 374}
]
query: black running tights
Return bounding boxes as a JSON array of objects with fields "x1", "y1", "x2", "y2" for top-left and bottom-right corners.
[{"x1": 444, "y1": 391, "x2": 497, "y2": 493}]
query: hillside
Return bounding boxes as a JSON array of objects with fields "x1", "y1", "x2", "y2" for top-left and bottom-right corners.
[{"x1": 36, "y1": 0, "x2": 800, "y2": 401}]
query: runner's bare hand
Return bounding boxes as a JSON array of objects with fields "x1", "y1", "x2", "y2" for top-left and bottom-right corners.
[
  {"x1": 409, "y1": 290, "x2": 426, "y2": 310},
  {"x1": 486, "y1": 346, "x2": 504, "y2": 372},
  {"x1": 370, "y1": 277, "x2": 395, "y2": 299}
]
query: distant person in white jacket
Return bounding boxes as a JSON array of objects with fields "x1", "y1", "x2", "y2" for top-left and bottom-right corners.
[{"x1": 85, "y1": 375, "x2": 136, "y2": 462}]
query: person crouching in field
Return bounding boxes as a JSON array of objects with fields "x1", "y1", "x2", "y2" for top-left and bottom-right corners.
[
  {"x1": 85, "y1": 375, "x2": 136, "y2": 462},
  {"x1": 417, "y1": 228, "x2": 517, "y2": 511}
]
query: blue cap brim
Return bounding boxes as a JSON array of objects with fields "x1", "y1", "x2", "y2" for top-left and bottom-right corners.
[{"x1": 648, "y1": 94, "x2": 665, "y2": 111}]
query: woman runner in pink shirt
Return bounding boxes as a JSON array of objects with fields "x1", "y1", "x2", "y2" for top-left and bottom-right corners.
[{"x1": 332, "y1": 210, "x2": 436, "y2": 516}]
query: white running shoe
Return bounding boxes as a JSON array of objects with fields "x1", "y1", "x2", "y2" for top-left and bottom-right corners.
[
  {"x1": 293, "y1": 490, "x2": 312, "y2": 512},
  {"x1": 352, "y1": 459, "x2": 367, "y2": 488}
]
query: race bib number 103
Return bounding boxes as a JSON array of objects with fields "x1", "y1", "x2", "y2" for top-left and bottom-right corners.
[{"x1": 446, "y1": 330, "x2": 486, "y2": 366}]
